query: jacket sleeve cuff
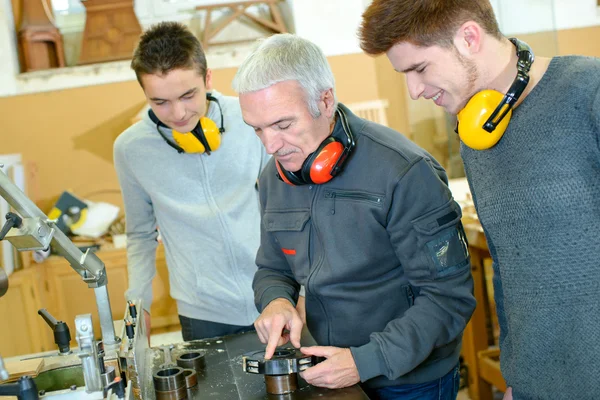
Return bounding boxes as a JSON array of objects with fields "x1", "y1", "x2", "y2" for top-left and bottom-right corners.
[
  {"x1": 257, "y1": 286, "x2": 297, "y2": 312},
  {"x1": 350, "y1": 340, "x2": 388, "y2": 382}
]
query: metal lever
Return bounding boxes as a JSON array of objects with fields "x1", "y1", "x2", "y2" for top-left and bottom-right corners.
[
  {"x1": 0, "y1": 213, "x2": 22, "y2": 241},
  {"x1": 38, "y1": 309, "x2": 71, "y2": 355},
  {"x1": 0, "y1": 376, "x2": 38, "y2": 400}
]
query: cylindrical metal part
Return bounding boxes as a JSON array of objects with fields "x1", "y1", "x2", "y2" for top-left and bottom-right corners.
[
  {"x1": 100, "y1": 365, "x2": 116, "y2": 387},
  {"x1": 182, "y1": 369, "x2": 197, "y2": 388},
  {"x1": 264, "y1": 373, "x2": 298, "y2": 395},
  {"x1": 153, "y1": 367, "x2": 186, "y2": 392},
  {"x1": 155, "y1": 387, "x2": 187, "y2": 400},
  {"x1": 176, "y1": 351, "x2": 205, "y2": 372}
]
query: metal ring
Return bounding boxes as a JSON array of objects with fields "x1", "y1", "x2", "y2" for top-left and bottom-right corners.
[
  {"x1": 153, "y1": 367, "x2": 186, "y2": 392},
  {"x1": 176, "y1": 351, "x2": 206, "y2": 372},
  {"x1": 182, "y1": 368, "x2": 197, "y2": 388}
]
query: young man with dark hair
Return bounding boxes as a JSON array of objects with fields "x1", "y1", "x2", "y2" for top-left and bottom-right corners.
[
  {"x1": 114, "y1": 22, "x2": 270, "y2": 341},
  {"x1": 360, "y1": 1, "x2": 600, "y2": 398}
]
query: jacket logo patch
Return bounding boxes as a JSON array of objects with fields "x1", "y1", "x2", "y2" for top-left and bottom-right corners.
[{"x1": 281, "y1": 248, "x2": 296, "y2": 255}]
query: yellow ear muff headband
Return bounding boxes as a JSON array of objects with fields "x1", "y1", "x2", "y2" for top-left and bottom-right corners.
[
  {"x1": 457, "y1": 38, "x2": 534, "y2": 150},
  {"x1": 172, "y1": 117, "x2": 221, "y2": 154},
  {"x1": 149, "y1": 93, "x2": 225, "y2": 154}
]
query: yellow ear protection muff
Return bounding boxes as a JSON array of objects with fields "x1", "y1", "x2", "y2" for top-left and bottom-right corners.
[
  {"x1": 457, "y1": 38, "x2": 534, "y2": 150},
  {"x1": 276, "y1": 107, "x2": 356, "y2": 186},
  {"x1": 149, "y1": 93, "x2": 225, "y2": 154}
]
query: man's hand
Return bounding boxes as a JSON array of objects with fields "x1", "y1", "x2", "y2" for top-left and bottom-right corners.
[
  {"x1": 254, "y1": 298, "x2": 303, "y2": 359},
  {"x1": 299, "y1": 346, "x2": 360, "y2": 389},
  {"x1": 503, "y1": 387, "x2": 513, "y2": 400}
]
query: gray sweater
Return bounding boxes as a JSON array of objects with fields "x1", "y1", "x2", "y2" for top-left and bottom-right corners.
[
  {"x1": 461, "y1": 56, "x2": 600, "y2": 399},
  {"x1": 255, "y1": 104, "x2": 475, "y2": 388},
  {"x1": 114, "y1": 90, "x2": 270, "y2": 325}
]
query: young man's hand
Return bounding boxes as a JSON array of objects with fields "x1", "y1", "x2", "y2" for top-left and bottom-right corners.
[{"x1": 254, "y1": 298, "x2": 303, "y2": 359}]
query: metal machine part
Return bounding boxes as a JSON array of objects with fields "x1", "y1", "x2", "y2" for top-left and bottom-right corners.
[
  {"x1": 242, "y1": 348, "x2": 323, "y2": 395},
  {"x1": 153, "y1": 367, "x2": 187, "y2": 400},
  {"x1": 0, "y1": 376, "x2": 38, "y2": 400},
  {"x1": 0, "y1": 267, "x2": 8, "y2": 298},
  {"x1": 242, "y1": 348, "x2": 320, "y2": 375},
  {"x1": 175, "y1": 351, "x2": 205, "y2": 373},
  {"x1": 158, "y1": 345, "x2": 176, "y2": 369},
  {"x1": 0, "y1": 168, "x2": 119, "y2": 346},
  {"x1": 119, "y1": 299, "x2": 149, "y2": 399},
  {"x1": 38, "y1": 309, "x2": 72, "y2": 355},
  {"x1": 181, "y1": 369, "x2": 197, "y2": 389},
  {"x1": 75, "y1": 314, "x2": 102, "y2": 393},
  {"x1": 101, "y1": 366, "x2": 117, "y2": 388},
  {"x1": 265, "y1": 374, "x2": 298, "y2": 395}
]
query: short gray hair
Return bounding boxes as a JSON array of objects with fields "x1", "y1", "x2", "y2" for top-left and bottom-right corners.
[{"x1": 232, "y1": 34, "x2": 337, "y2": 118}]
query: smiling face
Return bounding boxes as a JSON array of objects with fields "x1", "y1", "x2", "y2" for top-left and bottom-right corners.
[
  {"x1": 239, "y1": 80, "x2": 335, "y2": 172},
  {"x1": 386, "y1": 41, "x2": 480, "y2": 115},
  {"x1": 141, "y1": 68, "x2": 213, "y2": 132}
]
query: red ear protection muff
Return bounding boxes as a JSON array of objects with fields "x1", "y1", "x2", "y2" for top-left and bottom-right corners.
[
  {"x1": 276, "y1": 107, "x2": 355, "y2": 186},
  {"x1": 457, "y1": 38, "x2": 534, "y2": 150},
  {"x1": 149, "y1": 93, "x2": 225, "y2": 154}
]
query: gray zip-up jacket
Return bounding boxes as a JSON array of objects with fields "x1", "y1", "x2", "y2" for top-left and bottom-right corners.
[
  {"x1": 254, "y1": 104, "x2": 475, "y2": 388},
  {"x1": 114, "y1": 90, "x2": 270, "y2": 325}
]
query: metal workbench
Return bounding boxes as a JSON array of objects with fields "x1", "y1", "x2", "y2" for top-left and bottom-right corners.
[{"x1": 142, "y1": 331, "x2": 369, "y2": 399}]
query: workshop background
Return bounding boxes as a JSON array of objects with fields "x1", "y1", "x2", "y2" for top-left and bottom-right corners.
[{"x1": 1, "y1": 0, "x2": 600, "y2": 399}]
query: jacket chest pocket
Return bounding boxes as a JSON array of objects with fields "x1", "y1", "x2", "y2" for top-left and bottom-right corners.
[
  {"x1": 323, "y1": 189, "x2": 384, "y2": 215},
  {"x1": 264, "y1": 210, "x2": 312, "y2": 285}
]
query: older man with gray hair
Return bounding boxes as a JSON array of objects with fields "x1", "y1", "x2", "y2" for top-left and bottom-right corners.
[{"x1": 233, "y1": 33, "x2": 475, "y2": 399}]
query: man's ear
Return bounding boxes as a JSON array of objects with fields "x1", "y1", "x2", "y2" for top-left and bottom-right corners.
[
  {"x1": 453, "y1": 21, "x2": 483, "y2": 57},
  {"x1": 321, "y1": 88, "x2": 336, "y2": 118},
  {"x1": 205, "y1": 68, "x2": 213, "y2": 91}
]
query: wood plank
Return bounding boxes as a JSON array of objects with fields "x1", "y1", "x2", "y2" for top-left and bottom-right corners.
[
  {"x1": 1, "y1": 358, "x2": 44, "y2": 382},
  {"x1": 478, "y1": 348, "x2": 507, "y2": 392}
]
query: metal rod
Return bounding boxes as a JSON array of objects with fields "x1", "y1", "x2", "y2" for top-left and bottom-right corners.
[
  {"x1": 0, "y1": 169, "x2": 104, "y2": 283},
  {"x1": 95, "y1": 285, "x2": 118, "y2": 345},
  {"x1": 0, "y1": 169, "x2": 117, "y2": 346}
]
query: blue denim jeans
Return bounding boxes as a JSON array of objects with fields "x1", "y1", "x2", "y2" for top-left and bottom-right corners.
[
  {"x1": 179, "y1": 315, "x2": 255, "y2": 341},
  {"x1": 363, "y1": 363, "x2": 461, "y2": 400}
]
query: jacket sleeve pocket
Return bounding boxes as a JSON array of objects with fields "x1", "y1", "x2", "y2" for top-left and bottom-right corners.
[{"x1": 412, "y1": 200, "x2": 470, "y2": 279}]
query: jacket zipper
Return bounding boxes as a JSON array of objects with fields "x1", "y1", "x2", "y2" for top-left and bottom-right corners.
[
  {"x1": 306, "y1": 185, "x2": 332, "y2": 344},
  {"x1": 407, "y1": 285, "x2": 415, "y2": 306}
]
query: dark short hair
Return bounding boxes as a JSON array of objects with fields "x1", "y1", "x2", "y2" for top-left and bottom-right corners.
[
  {"x1": 359, "y1": 0, "x2": 502, "y2": 55},
  {"x1": 131, "y1": 22, "x2": 207, "y2": 86}
]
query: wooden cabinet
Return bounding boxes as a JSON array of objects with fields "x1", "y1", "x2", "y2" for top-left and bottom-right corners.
[
  {"x1": 0, "y1": 267, "x2": 53, "y2": 357},
  {"x1": 0, "y1": 245, "x2": 179, "y2": 356},
  {"x1": 43, "y1": 248, "x2": 131, "y2": 347}
]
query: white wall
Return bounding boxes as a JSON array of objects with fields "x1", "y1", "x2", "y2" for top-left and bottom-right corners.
[
  {"x1": 1, "y1": 0, "x2": 599, "y2": 97},
  {"x1": 0, "y1": 0, "x2": 369, "y2": 97}
]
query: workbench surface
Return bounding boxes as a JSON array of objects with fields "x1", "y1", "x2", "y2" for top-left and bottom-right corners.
[{"x1": 143, "y1": 330, "x2": 369, "y2": 399}]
